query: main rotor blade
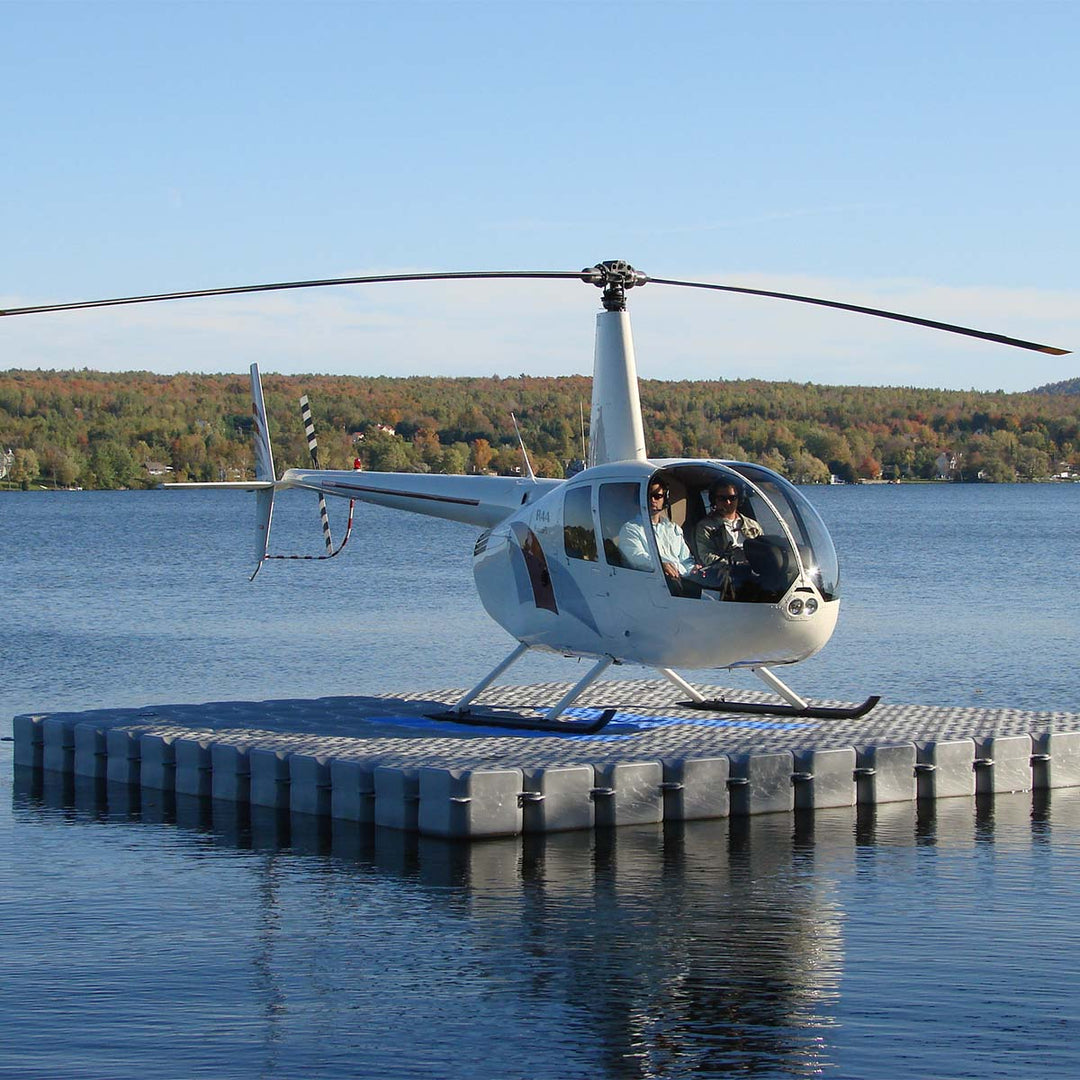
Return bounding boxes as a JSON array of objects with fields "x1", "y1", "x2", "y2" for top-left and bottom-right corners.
[
  {"x1": 0, "y1": 270, "x2": 586, "y2": 318},
  {"x1": 3, "y1": 263, "x2": 1069, "y2": 357},
  {"x1": 646, "y1": 276, "x2": 1069, "y2": 355}
]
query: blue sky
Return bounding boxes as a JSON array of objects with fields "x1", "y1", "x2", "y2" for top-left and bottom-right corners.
[{"x1": 2, "y1": 0, "x2": 1077, "y2": 389}]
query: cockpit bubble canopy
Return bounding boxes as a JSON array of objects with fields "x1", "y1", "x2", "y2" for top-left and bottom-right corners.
[{"x1": 656, "y1": 461, "x2": 840, "y2": 601}]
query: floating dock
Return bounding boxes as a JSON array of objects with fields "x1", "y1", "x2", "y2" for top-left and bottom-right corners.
[{"x1": 12, "y1": 681, "x2": 1080, "y2": 839}]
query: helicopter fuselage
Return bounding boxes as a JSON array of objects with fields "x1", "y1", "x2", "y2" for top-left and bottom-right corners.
[{"x1": 473, "y1": 458, "x2": 840, "y2": 670}]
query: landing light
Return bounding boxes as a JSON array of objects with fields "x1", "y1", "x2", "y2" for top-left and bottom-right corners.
[{"x1": 788, "y1": 598, "x2": 804, "y2": 616}]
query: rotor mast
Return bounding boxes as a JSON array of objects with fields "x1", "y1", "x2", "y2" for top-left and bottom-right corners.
[{"x1": 581, "y1": 261, "x2": 649, "y2": 467}]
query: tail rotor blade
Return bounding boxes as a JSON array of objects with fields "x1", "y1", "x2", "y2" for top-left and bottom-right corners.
[
  {"x1": 299, "y1": 394, "x2": 334, "y2": 555},
  {"x1": 316, "y1": 495, "x2": 333, "y2": 555},
  {"x1": 300, "y1": 394, "x2": 320, "y2": 468}
]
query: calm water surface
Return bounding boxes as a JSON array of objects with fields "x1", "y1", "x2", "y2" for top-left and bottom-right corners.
[{"x1": 2, "y1": 485, "x2": 1079, "y2": 1079}]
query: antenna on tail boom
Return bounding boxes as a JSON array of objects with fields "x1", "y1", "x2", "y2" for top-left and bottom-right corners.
[{"x1": 510, "y1": 413, "x2": 536, "y2": 482}]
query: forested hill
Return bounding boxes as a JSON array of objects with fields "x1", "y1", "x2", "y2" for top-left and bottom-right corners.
[
  {"x1": 2, "y1": 368, "x2": 1078, "y2": 489},
  {"x1": 1031, "y1": 377, "x2": 1080, "y2": 396}
]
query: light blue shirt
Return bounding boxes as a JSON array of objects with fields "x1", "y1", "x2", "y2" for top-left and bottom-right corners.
[{"x1": 617, "y1": 517, "x2": 694, "y2": 574}]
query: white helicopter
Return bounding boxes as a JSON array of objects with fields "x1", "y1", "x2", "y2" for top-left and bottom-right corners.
[{"x1": 3, "y1": 261, "x2": 1069, "y2": 732}]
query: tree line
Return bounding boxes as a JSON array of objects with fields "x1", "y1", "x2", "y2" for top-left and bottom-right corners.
[{"x1": 1, "y1": 368, "x2": 1078, "y2": 489}]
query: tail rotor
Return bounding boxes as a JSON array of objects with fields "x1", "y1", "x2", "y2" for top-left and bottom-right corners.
[
  {"x1": 301, "y1": 394, "x2": 335, "y2": 555},
  {"x1": 252, "y1": 383, "x2": 356, "y2": 573}
]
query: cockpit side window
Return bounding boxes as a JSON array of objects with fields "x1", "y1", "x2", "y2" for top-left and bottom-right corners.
[
  {"x1": 563, "y1": 485, "x2": 597, "y2": 561},
  {"x1": 599, "y1": 482, "x2": 651, "y2": 572}
]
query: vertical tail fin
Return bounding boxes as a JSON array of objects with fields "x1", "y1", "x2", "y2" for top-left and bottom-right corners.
[
  {"x1": 251, "y1": 363, "x2": 276, "y2": 482},
  {"x1": 250, "y1": 364, "x2": 275, "y2": 578}
]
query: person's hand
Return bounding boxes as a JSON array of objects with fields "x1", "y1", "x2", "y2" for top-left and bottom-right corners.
[{"x1": 662, "y1": 561, "x2": 680, "y2": 580}]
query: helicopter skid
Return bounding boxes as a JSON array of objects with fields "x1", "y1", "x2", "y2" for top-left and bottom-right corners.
[
  {"x1": 428, "y1": 707, "x2": 617, "y2": 734},
  {"x1": 676, "y1": 695, "x2": 881, "y2": 721}
]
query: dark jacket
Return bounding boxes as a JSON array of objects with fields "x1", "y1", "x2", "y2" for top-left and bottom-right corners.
[{"x1": 693, "y1": 512, "x2": 764, "y2": 568}]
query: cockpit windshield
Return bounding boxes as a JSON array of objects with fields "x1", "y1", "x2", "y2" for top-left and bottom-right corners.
[
  {"x1": 643, "y1": 462, "x2": 840, "y2": 602},
  {"x1": 726, "y1": 464, "x2": 840, "y2": 599},
  {"x1": 559, "y1": 463, "x2": 840, "y2": 605}
]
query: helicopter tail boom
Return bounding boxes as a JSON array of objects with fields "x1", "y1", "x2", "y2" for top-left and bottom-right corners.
[
  {"x1": 279, "y1": 468, "x2": 559, "y2": 529},
  {"x1": 165, "y1": 362, "x2": 558, "y2": 570}
]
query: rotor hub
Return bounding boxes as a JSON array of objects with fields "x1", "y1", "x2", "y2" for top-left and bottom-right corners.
[{"x1": 580, "y1": 260, "x2": 648, "y2": 312}]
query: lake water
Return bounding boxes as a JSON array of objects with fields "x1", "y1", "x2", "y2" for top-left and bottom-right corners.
[{"x1": 2, "y1": 484, "x2": 1079, "y2": 1079}]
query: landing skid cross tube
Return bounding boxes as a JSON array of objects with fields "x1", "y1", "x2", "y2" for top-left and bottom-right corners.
[
  {"x1": 675, "y1": 665, "x2": 881, "y2": 721},
  {"x1": 428, "y1": 645, "x2": 618, "y2": 733}
]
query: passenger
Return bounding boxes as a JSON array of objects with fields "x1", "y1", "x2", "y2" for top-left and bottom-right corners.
[
  {"x1": 618, "y1": 479, "x2": 697, "y2": 586},
  {"x1": 694, "y1": 480, "x2": 763, "y2": 573}
]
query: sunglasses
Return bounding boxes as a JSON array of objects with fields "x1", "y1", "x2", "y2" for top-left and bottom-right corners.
[{"x1": 715, "y1": 494, "x2": 738, "y2": 502}]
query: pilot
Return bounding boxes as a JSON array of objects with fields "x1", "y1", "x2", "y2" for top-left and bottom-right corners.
[
  {"x1": 694, "y1": 479, "x2": 763, "y2": 573},
  {"x1": 619, "y1": 479, "x2": 697, "y2": 586}
]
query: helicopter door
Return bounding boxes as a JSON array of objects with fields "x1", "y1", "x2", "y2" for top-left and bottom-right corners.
[
  {"x1": 556, "y1": 482, "x2": 611, "y2": 639},
  {"x1": 594, "y1": 479, "x2": 695, "y2": 617}
]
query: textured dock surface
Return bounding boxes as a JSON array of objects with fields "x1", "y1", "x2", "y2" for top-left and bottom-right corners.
[{"x1": 14, "y1": 681, "x2": 1080, "y2": 839}]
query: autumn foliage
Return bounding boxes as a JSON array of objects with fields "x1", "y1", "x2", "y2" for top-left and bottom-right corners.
[{"x1": 1, "y1": 368, "x2": 1078, "y2": 489}]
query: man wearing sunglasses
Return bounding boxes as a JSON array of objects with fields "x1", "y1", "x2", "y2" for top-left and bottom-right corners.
[
  {"x1": 618, "y1": 479, "x2": 698, "y2": 589},
  {"x1": 694, "y1": 480, "x2": 763, "y2": 577}
]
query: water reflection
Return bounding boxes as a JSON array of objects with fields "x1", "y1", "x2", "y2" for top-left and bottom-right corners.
[{"x1": 13, "y1": 768, "x2": 1073, "y2": 1080}]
